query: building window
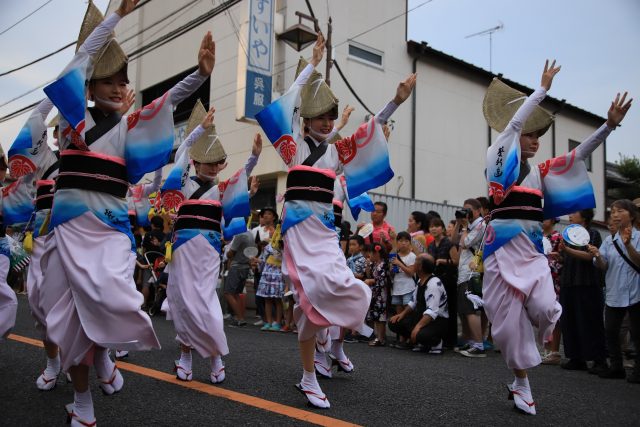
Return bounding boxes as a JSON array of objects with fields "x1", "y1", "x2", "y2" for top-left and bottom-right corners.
[
  {"x1": 348, "y1": 42, "x2": 383, "y2": 68},
  {"x1": 569, "y1": 139, "x2": 591, "y2": 171}
]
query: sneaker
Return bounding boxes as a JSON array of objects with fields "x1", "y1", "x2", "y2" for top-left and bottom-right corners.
[
  {"x1": 428, "y1": 340, "x2": 444, "y2": 355},
  {"x1": 412, "y1": 344, "x2": 427, "y2": 352},
  {"x1": 460, "y1": 347, "x2": 487, "y2": 358},
  {"x1": 253, "y1": 320, "x2": 265, "y2": 326},
  {"x1": 223, "y1": 313, "x2": 231, "y2": 320},
  {"x1": 280, "y1": 325, "x2": 291, "y2": 333},
  {"x1": 454, "y1": 343, "x2": 471, "y2": 353},
  {"x1": 541, "y1": 351, "x2": 561, "y2": 365},
  {"x1": 260, "y1": 324, "x2": 271, "y2": 331},
  {"x1": 343, "y1": 333, "x2": 357, "y2": 343},
  {"x1": 561, "y1": 359, "x2": 587, "y2": 371},
  {"x1": 483, "y1": 340, "x2": 494, "y2": 351},
  {"x1": 269, "y1": 322, "x2": 281, "y2": 331}
]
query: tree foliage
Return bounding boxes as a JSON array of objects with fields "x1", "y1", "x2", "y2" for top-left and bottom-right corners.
[{"x1": 612, "y1": 154, "x2": 640, "y2": 200}]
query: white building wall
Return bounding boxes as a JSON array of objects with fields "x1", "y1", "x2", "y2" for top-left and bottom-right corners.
[{"x1": 113, "y1": 0, "x2": 606, "y2": 220}]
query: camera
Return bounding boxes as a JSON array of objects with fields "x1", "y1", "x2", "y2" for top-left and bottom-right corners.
[{"x1": 455, "y1": 208, "x2": 472, "y2": 220}]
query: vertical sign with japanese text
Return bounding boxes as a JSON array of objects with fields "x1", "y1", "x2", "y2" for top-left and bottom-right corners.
[{"x1": 244, "y1": 0, "x2": 273, "y2": 120}]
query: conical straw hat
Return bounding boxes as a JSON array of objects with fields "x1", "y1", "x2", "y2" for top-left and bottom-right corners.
[
  {"x1": 77, "y1": 0, "x2": 128, "y2": 81},
  {"x1": 483, "y1": 78, "x2": 554, "y2": 136},
  {"x1": 187, "y1": 100, "x2": 227, "y2": 164},
  {"x1": 295, "y1": 57, "x2": 338, "y2": 119},
  {"x1": 47, "y1": 114, "x2": 59, "y2": 128}
]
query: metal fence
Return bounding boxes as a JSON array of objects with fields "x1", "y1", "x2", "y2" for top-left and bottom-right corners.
[{"x1": 341, "y1": 192, "x2": 463, "y2": 231}]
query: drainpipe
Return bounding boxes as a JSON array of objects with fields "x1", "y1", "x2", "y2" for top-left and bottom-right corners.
[
  {"x1": 410, "y1": 42, "x2": 428, "y2": 199},
  {"x1": 411, "y1": 55, "x2": 417, "y2": 199}
]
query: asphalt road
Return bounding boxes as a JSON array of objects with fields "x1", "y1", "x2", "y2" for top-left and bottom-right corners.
[{"x1": 2, "y1": 295, "x2": 639, "y2": 426}]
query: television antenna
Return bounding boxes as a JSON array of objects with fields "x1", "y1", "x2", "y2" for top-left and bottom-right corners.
[{"x1": 465, "y1": 22, "x2": 503, "y2": 72}]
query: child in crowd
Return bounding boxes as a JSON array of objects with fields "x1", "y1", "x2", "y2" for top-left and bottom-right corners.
[
  {"x1": 366, "y1": 244, "x2": 390, "y2": 346},
  {"x1": 255, "y1": 242, "x2": 285, "y2": 331},
  {"x1": 390, "y1": 232, "x2": 417, "y2": 348},
  {"x1": 347, "y1": 235, "x2": 367, "y2": 280}
]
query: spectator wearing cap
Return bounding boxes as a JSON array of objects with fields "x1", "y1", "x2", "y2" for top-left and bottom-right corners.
[{"x1": 252, "y1": 207, "x2": 278, "y2": 243}]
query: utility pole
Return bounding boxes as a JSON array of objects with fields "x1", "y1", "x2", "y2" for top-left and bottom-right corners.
[{"x1": 305, "y1": 0, "x2": 332, "y2": 86}]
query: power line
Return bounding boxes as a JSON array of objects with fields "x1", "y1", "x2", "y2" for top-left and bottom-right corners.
[
  {"x1": 0, "y1": 42, "x2": 75, "y2": 78},
  {"x1": 332, "y1": 60, "x2": 374, "y2": 115},
  {"x1": 0, "y1": 0, "x2": 53, "y2": 36},
  {"x1": 1, "y1": 0, "x2": 427, "y2": 125},
  {"x1": 0, "y1": 0, "x2": 178, "y2": 78}
]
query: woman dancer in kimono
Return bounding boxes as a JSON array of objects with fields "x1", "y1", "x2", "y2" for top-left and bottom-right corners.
[
  {"x1": 0, "y1": 149, "x2": 18, "y2": 342},
  {"x1": 161, "y1": 100, "x2": 261, "y2": 384},
  {"x1": 256, "y1": 34, "x2": 415, "y2": 408},
  {"x1": 482, "y1": 60, "x2": 632, "y2": 415},
  {"x1": 7, "y1": 100, "x2": 61, "y2": 390},
  {"x1": 39, "y1": 1, "x2": 216, "y2": 424}
]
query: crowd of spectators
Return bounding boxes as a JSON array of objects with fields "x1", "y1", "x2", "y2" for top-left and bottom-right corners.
[{"x1": 126, "y1": 195, "x2": 638, "y2": 383}]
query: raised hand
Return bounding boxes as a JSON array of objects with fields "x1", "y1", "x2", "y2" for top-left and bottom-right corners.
[
  {"x1": 336, "y1": 105, "x2": 354, "y2": 130},
  {"x1": 249, "y1": 175, "x2": 260, "y2": 196},
  {"x1": 392, "y1": 73, "x2": 417, "y2": 105},
  {"x1": 382, "y1": 124, "x2": 391, "y2": 141},
  {"x1": 116, "y1": 0, "x2": 140, "y2": 17},
  {"x1": 620, "y1": 225, "x2": 632, "y2": 246},
  {"x1": 201, "y1": 106, "x2": 215, "y2": 129},
  {"x1": 119, "y1": 88, "x2": 135, "y2": 114},
  {"x1": 252, "y1": 133, "x2": 263, "y2": 157},
  {"x1": 198, "y1": 31, "x2": 216, "y2": 76},
  {"x1": 606, "y1": 92, "x2": 633, "y2": 128},
  {"x1": 310, "y1": 32, "x2": 325, "y2": 67},
  {"x1": 541, "y1": 59, "x2": 561, "y2": 91}
]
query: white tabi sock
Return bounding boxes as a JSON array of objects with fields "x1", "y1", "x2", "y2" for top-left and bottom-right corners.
[
  {"x1": 95, "y1": 347, "x2": 123, "y2": 394},
  {"x1": 331, "y1": 340, "x2": 347, "y2": 362},
  {"x1": 179, "y1": 350, "x2": 193, "y2": 371},
  {"x1": 210, "y1": 355, "x2": 225, "y2": 383},
  {"x1": 299, "y1": 370, "x2": 330, "y2": 408},
  {"x1": 514, "y1": 376, "x2": 530, "y2": 389},
  {"x1": 73, "y1": 389, "x2": 95, "y2": 422},
  {"x1": 512, "y1": 375, "x2": 535, "y2": 415},
  {"x1": 302, "y1": 369, "x2": 319, "y2": 389},
  {"x1": 45, "y1": 354, "x2": 61, "y2": 378},
  {"x1": 212, "y1": 355, "x2": 224, "y2": 372}
]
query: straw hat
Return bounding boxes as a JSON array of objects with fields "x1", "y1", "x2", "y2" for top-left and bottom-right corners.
[
  {"x1": 295, "y1": 57, "x2": 338, "y2": 119},
  {"x1": 187, "y1": 100, "x2": 227, "y2": 164},
  {"x1": 47, "y1": 114, "x2": 59, "y2": 128},
  {"x1": 483, "y1": 78, "x2": 554, "y2": 136},
  {"x1": 77, "y1": 1, "x2": 128, "y2": 81}
]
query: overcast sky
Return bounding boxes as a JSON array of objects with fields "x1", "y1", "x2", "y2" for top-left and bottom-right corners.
[
  {"x1": 0, "y1": 0, "x2": 638, "y2": 162},
  {"x1": 407, "y1": 0, "x2": 639, "y2": 162}
]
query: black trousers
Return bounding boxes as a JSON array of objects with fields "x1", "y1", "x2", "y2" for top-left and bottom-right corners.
[
  {"x1": 388, "y1": 315, "x2": 448, "y2": 348},
  {"x1": 442, "y1": 278, "x2": 457, "y2": 347},
  {"x1": 605, "y1": 302, "x2": 640, "y2": 369},
  {"x1": 559, "y1": 286, "x2": 606, "y2": 361}
]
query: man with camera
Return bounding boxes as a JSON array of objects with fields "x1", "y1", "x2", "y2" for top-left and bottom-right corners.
[{"x1": 451, "y1": 198, "x2": 487, "y2": 357}]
